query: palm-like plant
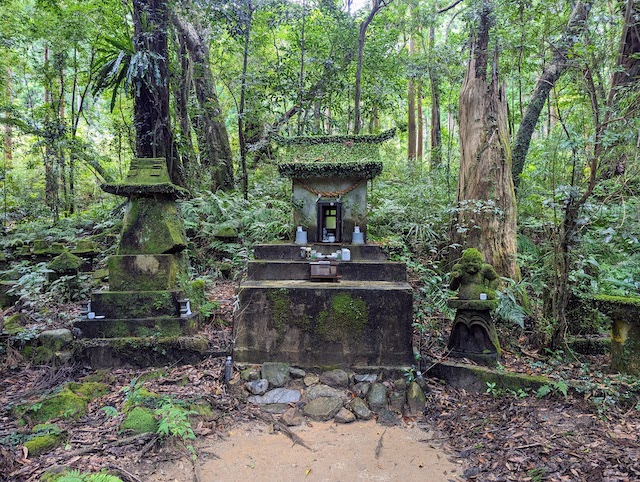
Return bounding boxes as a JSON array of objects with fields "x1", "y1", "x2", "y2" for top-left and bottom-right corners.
[{"x1": 92, "y1": 31, "x2": 163, "y2": 113}]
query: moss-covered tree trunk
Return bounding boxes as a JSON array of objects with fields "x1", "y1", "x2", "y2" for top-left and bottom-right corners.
[
  {"x1": 453, "y1": 0, "x2": 519, "y2": 280},
  {"x1": 172, "y1": 13, "x2": 234, "y2": 191},
  {"x1": 132, "y1": 0, "x2": 184, "y2": 187}
]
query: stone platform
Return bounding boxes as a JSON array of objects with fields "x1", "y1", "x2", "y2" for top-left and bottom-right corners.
[{"x1": 235, "y1": 244, "x2": 413, "y2": 367}]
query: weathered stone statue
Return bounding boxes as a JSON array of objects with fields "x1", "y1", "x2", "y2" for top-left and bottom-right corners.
[
  {"x1": 447, "y1": 248, "x2": 501, "y2": 365},
  {"x1": 450, "y1": 248, "x2": 499, "y2": 301}
]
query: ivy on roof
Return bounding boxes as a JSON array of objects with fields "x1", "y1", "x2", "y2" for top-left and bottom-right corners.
[{"x1": 278, "y1": 161, "x2": 383, "y2": 179}]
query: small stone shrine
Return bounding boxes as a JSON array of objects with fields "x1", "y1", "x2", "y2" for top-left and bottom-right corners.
[
  {"x1": 76, "y1": 158, "x2": 198, "y2": 339},
  {"x1": 235, "y1": 131, "x2": 413, "y2": 367},
  {"x1": 447, "y1": 248, "x2": 501, "y2": 365}
]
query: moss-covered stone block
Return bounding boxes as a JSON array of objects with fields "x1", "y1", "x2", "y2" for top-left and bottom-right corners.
[
  {"x1": 48, "y1": 252, "x2": 83, "y2": 273},
  {"x1": 90, "y1": 290, "x2": 181, "y2": 319},
  {"x1": 72, "y1": 239, "x2": 100, "y2": 255},
  {"x1": 120, "y1": 406, "x2": 157, "y2": 434},
  {"x1": 108, "y1": 254, "x2": 180, "y2": 291},
  {"x1": 235, "y1": 281, "x2": 413, "y2": 366},
  {"x1": 75, "y1": 315, "x2": 197, "y2": 338},
  {"x1": 33, "y1": 240, "x2": 65, "y2": 256},
  {"x1": 37, "y1": 329, "x2": 73, "y2": 352},
  {"x1": 75, "y1": 335, "x2": 210, "y2": 368},
  {"x1": 118, "y1": 198, "x2": 187, "y2": 255}
]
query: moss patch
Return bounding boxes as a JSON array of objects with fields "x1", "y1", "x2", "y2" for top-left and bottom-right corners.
[
  {"x1": 24, "y1": 423, "x2": 65, "y2": 456},
  {"x1": 268, "y1": 289, "x2": 310, "y2": 337},
  {"x1": 15, "y1": 382, "x2": 107, "y2": 424},
  {"x1": 4, "y1": 313, "x2": 23, "y2": 335},
  {"x1": 120, "y1": 406, "x2": 157, "y2": 434},
  {"x1": 317, "y1": 293, "x2": 369, "y2": 342}
]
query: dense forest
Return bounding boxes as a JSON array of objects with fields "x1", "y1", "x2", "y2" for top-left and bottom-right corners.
[
  {"x1": 2, "y1": 0, "x2": 638, "y2": 346},
  {"x1": 1, "y1": 0, "x2": 640, "y2": 480}
]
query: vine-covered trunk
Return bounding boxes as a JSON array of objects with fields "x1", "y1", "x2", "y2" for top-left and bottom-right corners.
[
  {"x1": 454, "y1": 1, "x2": 519, "y2": 280},
  {"x1": 172, "y1": 14, "x2": 234, "y2": 191}
]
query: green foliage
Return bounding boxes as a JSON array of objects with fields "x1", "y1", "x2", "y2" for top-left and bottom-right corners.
[
  {"x1": 494, "y1": 277, "x2": 531, "y2": 329},
  {"x1": 278, "y1": 161, "x2": 383, "y2": 180},
  {"x1": 180, "y1": 174, "x2": 292, "y2": 275},
  {"x1": 44, "y1": 469, "x2": 122, "y2": 482}
]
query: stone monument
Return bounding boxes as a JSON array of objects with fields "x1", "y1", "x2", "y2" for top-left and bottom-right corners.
[
  {"x1": 76, "y1": 158, "x2": 198, "y2": 339},
  {"x1": 447, "y1": 248, "x2": 501, "y2": 365}
]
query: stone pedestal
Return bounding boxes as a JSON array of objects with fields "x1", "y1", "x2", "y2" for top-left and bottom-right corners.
[
  {"x1": 235, "y1": 244, "x2": 413, "y2": 367},
  {"x1": 447, "y1": 299, "x2": 501, "y2": 366}
]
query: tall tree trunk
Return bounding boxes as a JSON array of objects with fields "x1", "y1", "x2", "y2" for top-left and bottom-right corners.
[
  {"x1": 132, "y1": 0, "x2": 184, "y2": 186},
  {"x1": 428, "y1": 11, "x2": 442, "y2": 167},
  {"x1": 511, "y1": 1, "x2": 590, "y2": 189},
  {"x1": 174, "y1": 32, "x2": 195, "y2": 177},
  {"x1": 417, "y1": 80, "x2": 423, "y2": 161},
  {"x1": 238, "y1": 4, "x2": 254, "y2": 200},
  {"x1": 454, "y1": 0, "x2": 519, "y2": 280},
  {"x1": 354, "y1": 0, "x2": 391, "y2": 134},
  {"x1": 407, "y1": 35, "x2": 417, "y2": 161},
  {"x1": 3, "y1": 68, "x2": 12, "y2": 162},
  {"x1": 172, "y1": 13, "x2": 234, "y2": 190}
]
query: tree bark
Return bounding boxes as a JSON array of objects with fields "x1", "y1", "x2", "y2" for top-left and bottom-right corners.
[
  {"x1": 417, "y1": 80, "x2": 423, "y2": 161},
  {"x1": 407, "y1": 34, "x2": 416, "y2": 161},
  {"x1": 173, "y1": 32, "x2": 195, "y2": 176},
  {"x1": 132, "y1": 0, "x2": 184, "y2": 186},
  {"x1": 454, "y1": 0, "x2": 519, "y2": 280},
  {"x1": 172, "y1": 13, "x2": 234, "y2": 190},
  {"x1": 511, "y1": 1, "x2": 590, "y2": 189},
  {"x1": 3, "y1": 68, "x2": 12, "y2": 162},
  {"x1": 354, "y1": 0, "x2": 391, "y2": 134},
  {"x1": 428, "y1": 11, "x2": 441, "y2": 166}
]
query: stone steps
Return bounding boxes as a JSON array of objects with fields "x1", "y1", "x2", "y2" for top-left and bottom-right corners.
[
  {"x1": 247, "y1": 260, "x2": 407, "y2": 282},
  {"x1": 253, "y1": 243, "x2": 388, "y2": 261}
]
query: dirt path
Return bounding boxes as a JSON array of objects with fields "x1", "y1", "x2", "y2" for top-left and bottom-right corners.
[{"x1": 145, "y1": 420, "x2": 459, "y2": 481}]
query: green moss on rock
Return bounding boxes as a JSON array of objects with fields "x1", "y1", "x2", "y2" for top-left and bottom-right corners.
[
  {"x1": 16, "y1": 382, "x2": 107, "y2": 424},
  {"x1": 118, "y1": 198, "x2": 187, "y2": 255},
  {"x1": 33, "y1": 240, "x2": 65, "y2": 255},
  {"x1": 48, "y1": 251, "x2": 82, "y2": 272},
  {"x1": 120, "y1": 406, "x2": 157, "y2": 434},
  {"x1": 25, "y1": 434, "x2": 62, "y2": 456},
  {"x1": 4, "y1": 313, "x2": 23, "y2": 334}
]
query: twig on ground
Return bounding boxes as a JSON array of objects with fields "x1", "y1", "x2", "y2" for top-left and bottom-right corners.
[
  {"x1": 136, "y1": 434, "x2": 159, "y2": 461},
  {"x1": 109, "y1": 465, "x2": 144, "y2": 482},
  {"x1": 375, "y1": 429, "x2": 387, "y2": 459},
  {"x1": 257, "y1": 413, "x2": 312, "y2": 451}
]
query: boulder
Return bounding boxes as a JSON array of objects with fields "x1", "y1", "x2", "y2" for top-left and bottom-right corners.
[
  {"x1": 248, "y1": 388, "x2": 300, "y2": 405},
  {"x1": 261, "y1": 362, "x2": 290, "y2": 388},
  {"x1": 334, "y1": 408, "x2": 356, "y2": 424},
  {"x1": 319, "y1": 369, "x2": 349, "y2": 388},
  {"x1": 303, "y1": 396, "x2": 343, "y2": 421}
]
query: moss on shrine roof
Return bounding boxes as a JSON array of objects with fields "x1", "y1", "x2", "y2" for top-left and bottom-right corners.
[
  {"x1": 278, "y1": 161, "x2": 383, "y2": 180},
  {"x1": 101, "y1": 158, "x2": 189, "y2": 199},
  {"x1": 275, "y1": 129, "x2": 395, "y2": 170}
]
